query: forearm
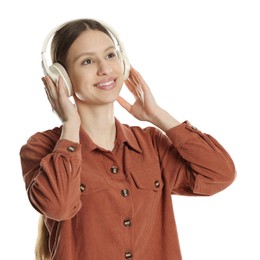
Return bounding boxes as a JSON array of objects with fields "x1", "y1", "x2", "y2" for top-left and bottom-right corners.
[
  {"x1": 150, "y1": 107, "x2": 181, "y2": 132},
  {"x1": 165, "y1": 122, "x2": 236, "y2": 195},
  {"x1": 20, "y1": 133, "x2": 82, "y2": 221},
  {"x1": 31, "y1": 141, "x2": 82, "y2": 220},
  {"x1": 60, "y1": 120, "x2": 80, "y2": 143}
]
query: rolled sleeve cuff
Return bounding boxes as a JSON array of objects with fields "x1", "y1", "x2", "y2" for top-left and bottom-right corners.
[
  {"x1": 165, "y1": 120, "x2": 201, "y2": 148},
  {"x1": 53, "y1": 139, "x2": 82, "y2": 161}
]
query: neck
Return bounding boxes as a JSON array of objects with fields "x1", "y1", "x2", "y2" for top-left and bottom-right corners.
[{"x1": 77, "y1": 103, "x2": 116, "y2": 151}]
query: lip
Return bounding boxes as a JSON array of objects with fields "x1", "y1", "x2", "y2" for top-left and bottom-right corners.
[{"x1": 94, "y1": 77, "x2": 117, "y2": 90}]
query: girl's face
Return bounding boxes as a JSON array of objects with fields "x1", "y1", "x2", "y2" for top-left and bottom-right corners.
[{"x1": 66, "y1": 29, "x2": 124, "y2": 105}]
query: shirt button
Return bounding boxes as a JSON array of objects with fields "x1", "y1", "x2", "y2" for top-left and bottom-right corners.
[
  {"x1": 80, "y1": 184, "x2": 86, "y2": 192},
  {"x1": 123, "y1": 218, "x2": 132, "y2": 227},
  {"x1": 125, "y1": 251, "x2": 133, "y2": 259},
  {"x1": 67, "y1": 146, "x2": 76, "y2": 152},
  {"x1": 121, "y1": 189, "x2": 129, "y2": 197},
  {"x1": 110, "y1": 166, "x2": 119, "y2": 174},
  {"x1": 154, "y1": 180, "x2": 160, "y2": 188}
]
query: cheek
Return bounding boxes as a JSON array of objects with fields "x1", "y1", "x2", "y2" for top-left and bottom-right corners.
[
  {"x1": 68, "y1": 68, "x2": 91, "y2": 92},
  {"x1": 112, "y1": 56, "x2": 124, "y2": 74},
  {"x1": 114, "y1": 62, "x2": 124, "y2": 87},
  {"x1": 117, "y1": 77, "x2": 124, "y2": 91}
]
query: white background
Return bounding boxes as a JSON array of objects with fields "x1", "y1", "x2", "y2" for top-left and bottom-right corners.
[{"x1": 0, "y1": 0, "x2": 259, "y2": 259}]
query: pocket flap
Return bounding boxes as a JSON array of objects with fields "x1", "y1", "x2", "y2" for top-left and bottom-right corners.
[
  {"x1": 130, "y1": 164, "x2": 163, "y2": 191},
  {"x1": 80, "y1": 172, "x2": 111, "y2": 195}
]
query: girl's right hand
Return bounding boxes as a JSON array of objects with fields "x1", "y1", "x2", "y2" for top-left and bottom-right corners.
[{"x1": 42, "y1": 76, "x2": 81, "y2": 127}]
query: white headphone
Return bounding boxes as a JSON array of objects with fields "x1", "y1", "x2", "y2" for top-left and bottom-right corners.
[{"x1": 41, "y1": 19, "x2": 131, "y2": 97}]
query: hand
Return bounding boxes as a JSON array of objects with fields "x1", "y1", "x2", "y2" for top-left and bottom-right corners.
[
  {"x1": 117, "y1": 67, "x2": 160, "y2": 123},
  {"x1": 42, "y1": 76, "x2": 81, "y2": 126}
]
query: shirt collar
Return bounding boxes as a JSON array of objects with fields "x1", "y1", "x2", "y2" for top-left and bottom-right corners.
[
  {"x1": 115, "y1": 118, "x2": 143, "y2": 153},
  {"x1": 79, "y1": 118, "x2": 143, "y2": 154}
]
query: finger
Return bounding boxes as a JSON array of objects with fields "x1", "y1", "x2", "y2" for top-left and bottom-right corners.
[
  {"x1": 57, "y1": 76, "x2": 67, "y2": 98},
  {"x1": 117, "y1": 96, "x2": 132, "y2": 113},
  {"x1": 124, "y1": 79, "x2": 139, "y2": 99},
  {"x1": 44, "y1": 76, "x2": 58, "y2": 100},
  {"x1": 135, "y1": 85, "x2": 144, "y2": 101},
  {"x1": 127, "y1": 72, "x2": 140, "y2": 89},
  {"x1": 41, "y1": 77, "x2": 47, "y2": 87},
  {"x1": 41, "y1": 76, "x2": 59, "y2": 110},
  {"x1": 130, "y1": 70, "x2": 141, "y2": 87},
  {"x1": 130, "y1": 68, "x2": 149, "y2": 91},
  {"x1": 44, "y1": 85, "x2": 55, "y2": 109},
  {"x1": 126, "y1": 73, "x2": 144, "y2": 101}
]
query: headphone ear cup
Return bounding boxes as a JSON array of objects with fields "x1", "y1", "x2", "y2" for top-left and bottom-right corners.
[
  {"x1": 116, "y1": 49, "x2": 130, "y2": 80},
  {"x1": 118, "y1": 51, "x2": 130, "y2": 80},
  {"x1": 49, "y1": 63, "x2": 73, "y2": 97},
  {"x1": 121, "y1": 53, "x2": 131, "y2": 80}
]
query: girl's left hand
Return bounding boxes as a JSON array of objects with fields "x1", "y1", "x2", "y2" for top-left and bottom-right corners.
[{"x1": 117, "y1": 67, "x2": 160, "y2": 123}]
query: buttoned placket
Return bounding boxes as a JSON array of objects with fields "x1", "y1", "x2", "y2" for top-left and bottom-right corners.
[{"x1": 104, "y1": 145, "x2": 134, "y2": 259}]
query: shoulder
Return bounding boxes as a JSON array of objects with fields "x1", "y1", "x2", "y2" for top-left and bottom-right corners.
[
  {"x1": 121, "y1": 123, "x2": 169, "y2": 148},
  {"x1": 130, "y1": 122, "x2": 169, "y2": 139},
  {"x1": 20, "y1": 126, "x2": 62, "y2": 155},
  {"x1": 122, "y1": 123, "x2": 163, "y2": 136},
  {"x1": 28, "y1": 126, "x2": 62, "y2": 144}
]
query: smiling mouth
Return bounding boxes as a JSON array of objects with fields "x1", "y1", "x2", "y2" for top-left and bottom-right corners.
[{"x1": 95, "y1": 79, "x2": 116, "y2": 90}]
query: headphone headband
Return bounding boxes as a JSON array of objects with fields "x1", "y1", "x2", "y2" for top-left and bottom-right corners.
[{"x1": 41, "y1": 22, "x2": 66, "y2": 77}]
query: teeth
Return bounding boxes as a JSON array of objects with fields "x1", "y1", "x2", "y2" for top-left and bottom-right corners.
[{"x1": 97, "y1": 80, "x2": 114, "y2": 87}]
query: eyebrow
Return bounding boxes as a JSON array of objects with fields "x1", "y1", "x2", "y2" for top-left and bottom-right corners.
[{"x1": 73, "y1": 45, "x2": 116, "y2": 62}]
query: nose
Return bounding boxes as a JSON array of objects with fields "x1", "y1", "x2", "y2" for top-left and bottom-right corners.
[{"x1": 97, "y1": 60, "x2": 112, "y2": 76}]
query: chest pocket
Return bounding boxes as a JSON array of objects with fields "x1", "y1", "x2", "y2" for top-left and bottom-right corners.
[
  {"x1": 130, "y1": 163, "x2": 164, "y2": 192},
  {"x1": 80, "y1": 171, "x2": 111, "y2": 196}
]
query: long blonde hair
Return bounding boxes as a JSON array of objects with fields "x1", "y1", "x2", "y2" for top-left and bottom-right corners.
[{"x1": 35, "y1": 215, "x2": 50, "y2": 260}]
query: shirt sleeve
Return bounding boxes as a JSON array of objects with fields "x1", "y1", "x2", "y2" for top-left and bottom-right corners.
[
  {"x1": 157, "y1": 121, "x2": 236, "y2": 196},
  {"x1": 20, "y1": 131, "x2": 82, "y2": 221}
]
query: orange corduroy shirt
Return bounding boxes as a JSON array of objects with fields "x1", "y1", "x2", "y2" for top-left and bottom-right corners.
[{"x1": 20, "y1": 119, "x2": 236, "y2": 260}]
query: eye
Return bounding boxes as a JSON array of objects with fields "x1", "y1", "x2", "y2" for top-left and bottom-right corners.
[
  {"x1": 82, "y1": 58, "x2": 94, "y2": 65},
  {"x1": 106, "y1": 52, "x2": 118, "y2": 59}
]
